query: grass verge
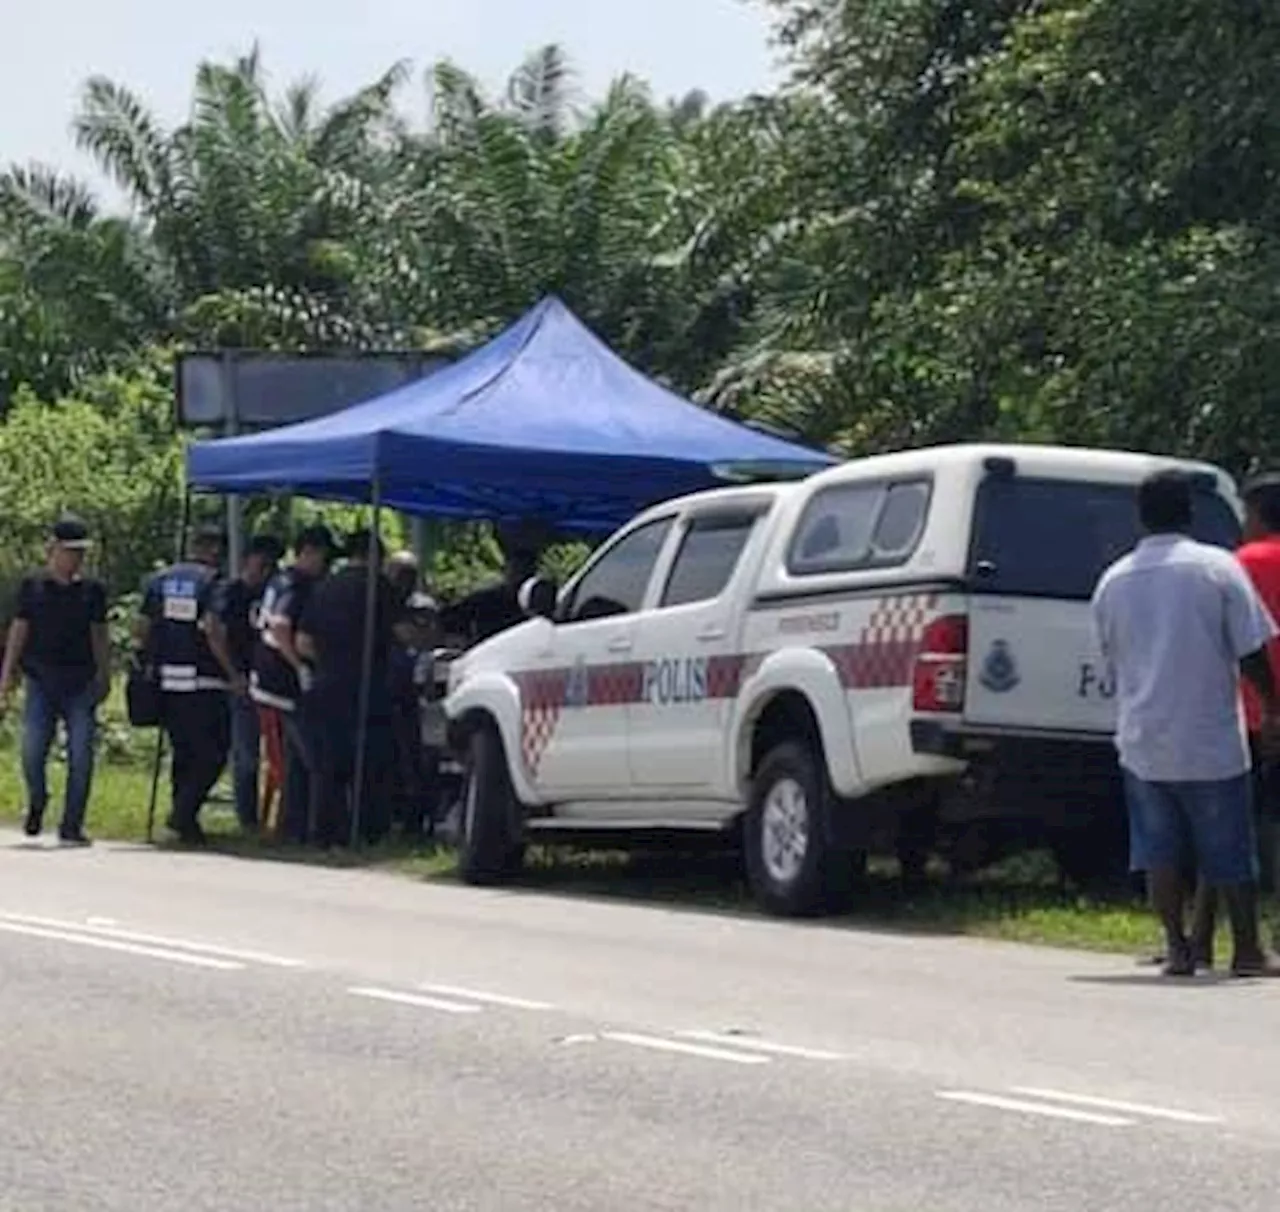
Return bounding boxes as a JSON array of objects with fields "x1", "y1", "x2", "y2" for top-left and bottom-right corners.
[{"x1": 0, "y1": 738, "x2": 1233, "y2": 958}]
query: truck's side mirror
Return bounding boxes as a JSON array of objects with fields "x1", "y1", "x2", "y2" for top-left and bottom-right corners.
[{"x1": 519, "y1": 576, "x2": 558, "y2": 620}]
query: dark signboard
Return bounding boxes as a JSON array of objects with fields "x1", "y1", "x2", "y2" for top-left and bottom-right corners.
[{"x1": 176, "y1": 351, "x2": 450, "y2": 430}]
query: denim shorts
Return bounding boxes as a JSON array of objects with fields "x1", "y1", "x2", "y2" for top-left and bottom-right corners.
[{"x1": 1123, "y1": 770, "x2": 1258, "y2": 885}]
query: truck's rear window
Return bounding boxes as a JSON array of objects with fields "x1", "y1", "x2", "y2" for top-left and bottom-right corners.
[{"x1": 968, "y1": 477, "x2": 1241, "y2": 600}]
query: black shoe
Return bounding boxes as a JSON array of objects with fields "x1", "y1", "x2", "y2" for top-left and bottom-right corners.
[
  {"x1": 167, "y1": 817, "x2": 207, "y2": 846},
  {"x1": 23, "y1": 807, "x2": 44, "y2": 837},
  {"x1": 1162, "y1": 940, "x2": 1197, "y2": 978},
  {"x1": 57, "y1": 830, "x2": 92, "y2": 847}
]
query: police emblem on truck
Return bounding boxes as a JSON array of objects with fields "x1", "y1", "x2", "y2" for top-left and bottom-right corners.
[{"x1": 979, "y1": 639, "x2": 1020, "y2": 693}]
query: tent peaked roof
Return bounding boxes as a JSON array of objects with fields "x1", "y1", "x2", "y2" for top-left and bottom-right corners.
[{"x1": 186, "y1": 296, "x2": 835, "y2": 531}]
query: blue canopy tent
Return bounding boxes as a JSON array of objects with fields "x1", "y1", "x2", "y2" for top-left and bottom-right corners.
[
  {"x1": 186, "y1": 296, "x2": 834, "y2": 532},
  {"x1": 178, "y1": 297, "x2": 834, "y2": 848}
]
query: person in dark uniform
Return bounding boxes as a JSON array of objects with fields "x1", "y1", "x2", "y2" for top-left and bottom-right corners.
[
  {"x1": 0, "y1": 515, "x2": 109, "y2": 844},
  {"x1": 297, "y1": 528, "x2": 397, "y2": 846},
  {"x1": 250, "y1": 525, "x2": 337, "y2": 843},
  {"x1": 209, "y1": 533, "x2": 283, "y2": 831},
  {"x1": 439, "y1": 545, "x2": 539, "y2": 646},
  {"x1": 389, "y1": 590, "x2": 441, "y2": 837},
  {"x1": 134, "y1": 525, "x2": 238, "y2": 845}
]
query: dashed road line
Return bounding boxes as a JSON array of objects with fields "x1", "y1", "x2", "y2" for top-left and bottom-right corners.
[
  {"x1": 601, "y1": 1031, "x2": 771, "y2": 1066},
  {"x1": 1009, "y1": 1088, "x2": 1222, "y2": 1125},
  {"x1": 935, "y1": 1090, "x2": 1133, "y2": 1127},
  {"x1": 348, "y1": 986, "x2": 482, "y2": 1014},
  {"x1": 0, "y1": 912, "x2": 306, "y2": 969},
  {"x1": 419, "y1": 984, "x2": 554, "y2": 1011},
  {"x1": 678, "y1": 1031, "x2": 847, "y2": 1061},
  {"x1": 0, "y1": 920, "x2": 243, "y2": 971}
]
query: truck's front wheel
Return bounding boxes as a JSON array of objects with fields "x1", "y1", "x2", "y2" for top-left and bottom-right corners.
[
  {"x1": 458, "y1": 723, "x2": 525, "y2": 886},
  {"x1": 745, "y1": 741, "x2": 843, "y2": 916}
]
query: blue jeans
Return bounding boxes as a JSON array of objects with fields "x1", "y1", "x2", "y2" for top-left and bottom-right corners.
[
  {"x1": 229, "y1": 692, "x2": 261, "y2": 828},
  {"x1": 23, "y1": 677, "x2": 97, "y2": 835},
  {"x1": 1123, "y1": 769, "x2": 1257, "y2": 886}
]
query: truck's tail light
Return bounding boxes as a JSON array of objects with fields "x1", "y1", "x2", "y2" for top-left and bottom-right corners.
[{"x1": 912, "y1": 615, "x2": 968, "y2": 713}]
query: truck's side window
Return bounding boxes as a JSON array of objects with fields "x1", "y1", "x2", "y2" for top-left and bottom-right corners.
[
  {"x1": 660, "y1": 514, "x2": 758, "y2": 608},
  {"x1": 561, "y1": 518, "x2": 673, "y2": 623},
  {"x1": 787, "y1": 479, "x2": 931, "y2": 576}
]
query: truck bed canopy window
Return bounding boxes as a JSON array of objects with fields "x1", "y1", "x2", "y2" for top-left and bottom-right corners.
[
  {"x1": 968, "y1": 477, "x2": 1240, "y2": 600},
  {"x1": 787, "y1": 479, "x2": 931, "y2": 576}
]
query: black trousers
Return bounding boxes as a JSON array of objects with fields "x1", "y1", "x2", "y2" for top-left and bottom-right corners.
[
  {"x1": 1254, "y1": 754, "x2": 1279, "y2": 894},
  {"x1": 307, "y1": 693, "x2": 392, "y2": 847},
  {"x1": 280, "y1": 711, "x2": 315, "y2": 844},
  {"x1": 161, "y1": 691, "x2": 230, "y2": 833},
  {"x1": 390, "y1": 697, "x2": 434, "y2": 835}
]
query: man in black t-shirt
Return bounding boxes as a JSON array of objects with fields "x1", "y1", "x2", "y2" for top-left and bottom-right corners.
[
  {"x1": 0, "y1": 516, "x2": 109, "y2": 843},
  {"x1": 297, "y1": 528, "x2": 397, "y2": 845},
  {"x1": 439, "y1": 546, "x2": 539, "y2": 645},
  {"x1": 250, "y1": 525, "x2": 336, "y2": 842},
  {"x1": 210, "y1": 533, "x2": 283, "y2": 831}
]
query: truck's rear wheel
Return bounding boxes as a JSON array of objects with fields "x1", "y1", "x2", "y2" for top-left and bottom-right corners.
[
  {"x1": 745, "y1": 741, "x2": 844, "y2": 916},
  {"x1": 458, "y1": 723, "x2": 525, "y2": 886}
]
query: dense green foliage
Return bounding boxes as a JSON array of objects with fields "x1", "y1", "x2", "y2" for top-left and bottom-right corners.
[{"x1": 2, "y1": 1, "x2": 1277, "y2": 595}]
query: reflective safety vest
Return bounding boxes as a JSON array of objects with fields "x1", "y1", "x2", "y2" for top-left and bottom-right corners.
[{"x1": 145, "y1": 562, "x2": 226, "y2": 693}]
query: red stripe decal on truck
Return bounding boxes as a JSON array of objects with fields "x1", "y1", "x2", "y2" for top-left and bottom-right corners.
[{"x1": 510, "y1": 593, "x2": 938, "y2": 779}]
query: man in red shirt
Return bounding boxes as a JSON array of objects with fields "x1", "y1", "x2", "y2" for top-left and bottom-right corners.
[{"x1": 1189, "y1": 474, "x2": 1280, "y2": 965}]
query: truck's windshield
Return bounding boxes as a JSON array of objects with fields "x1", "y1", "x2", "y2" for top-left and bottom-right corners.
[{"x1": 968, "y1": 476, "x2": 1241, "y2": 600}]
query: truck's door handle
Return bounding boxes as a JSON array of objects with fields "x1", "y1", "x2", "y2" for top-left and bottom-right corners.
[
  {"x1": 696, "y1": 626, "x2": 727, "y2": 642},
  {"x1": 607, "y1": 637, "x2": 633, "y2": 653}
]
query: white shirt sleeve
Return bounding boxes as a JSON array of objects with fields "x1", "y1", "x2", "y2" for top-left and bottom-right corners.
[
  {"x1": 1220, "y1": 559, "x2": 1278, "y2": 660},
  {"x1": 1091, "y1": 575, "x2": 1114, "y2": 667}
]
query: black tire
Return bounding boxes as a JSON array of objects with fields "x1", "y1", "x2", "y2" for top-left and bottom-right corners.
[
  {"x1": 457, "y1": 723, "x2": 524, "y2": 886},
  {"x1": 744, "y1": 741, "x2": 842, "y2": 916}
]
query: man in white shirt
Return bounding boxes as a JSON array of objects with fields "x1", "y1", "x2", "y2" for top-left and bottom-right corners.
[{"x1": 1092, "y1": 471, "x2": 1280, "y2": 977}]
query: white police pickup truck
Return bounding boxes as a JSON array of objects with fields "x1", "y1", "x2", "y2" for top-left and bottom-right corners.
[{"x1": 445, "y1": 443, "x2": 1241, "y2": 915}]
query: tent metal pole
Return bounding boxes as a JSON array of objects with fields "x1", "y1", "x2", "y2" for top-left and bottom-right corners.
[
  {"x1": 147, "y1": 483, "x2": 192, "y2": 843},
  {"x1": 350, "y1": 479, "x2": 383, "y2": 849}
]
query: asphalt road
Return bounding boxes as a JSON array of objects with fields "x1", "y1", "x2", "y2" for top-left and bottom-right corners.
[{"x1": 3, "y1": 832, "x2": 1280, "y2": 1211}]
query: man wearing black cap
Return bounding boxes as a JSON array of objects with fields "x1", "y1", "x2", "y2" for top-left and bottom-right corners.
[
  {"x1": 297, "y1": 527, "x2": 397, "y2": 845},
  {"x1": 133, "y1": 525, "x2": 238, "y2": 845},
  {"x1": 0, "y1": 515, "x2": 109, "y2": 843},
  {"x1": 250, "y1": 524, "x2": 337, "y2": 842},
  {"x1": 209, "y1": 532, "x2": 284, "y2": 831}
]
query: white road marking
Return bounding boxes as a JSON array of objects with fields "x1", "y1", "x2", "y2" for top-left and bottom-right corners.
[
  {"x1": 86, "y1": 916, "x2": 118, "y2": 927},
  {"x1": 601, "y1": 1031, "x2": 771, "y2": 1066},
  {"x1": 0, "y1": 920, "x2": 243, "y2": 971},
  {"x1": 419, "y1": 984, "x2": 553, "y2": 1011},
  {"x1": 0, "y1": 912, "x2": 306, "y2": 969},
  {"x1": 935, "y1": 1091, "x2": 1132, "y2": 1127},
  {"x1": 348, "y1": 986, "x2": 481, "y2": 1014},
  {"x1": 1010, "y1": 1088, "x2": 1223, "y2": 1125},
  {"x1": 678, "y1": 1031, "x2": 847, "y2": 1061}
]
